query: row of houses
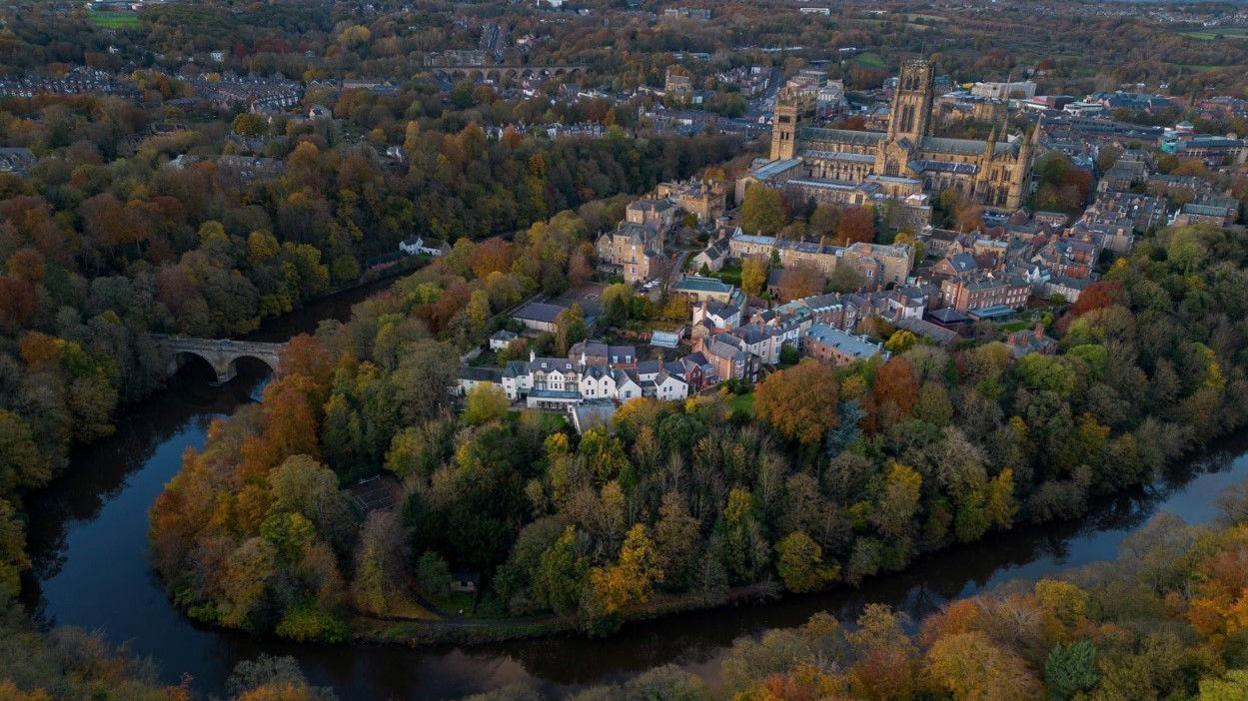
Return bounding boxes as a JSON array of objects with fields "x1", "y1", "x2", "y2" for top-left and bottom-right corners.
[
  {"x1": 693, "y1": 229, "x2": 914, "y2": 287},
  {"x1": 456, "y1": 343, "x2": 692, "y2": 409}
]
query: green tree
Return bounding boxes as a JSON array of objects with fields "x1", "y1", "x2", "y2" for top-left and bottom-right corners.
[
  {"x1": 740, "y1": 183, "x2": 786, "y2": 235},
  {"x1": 775, "y1": 531, "x2": 837, "y2": 593},
  {"x1": 741, "y1": 255, "x2": 770, "y2": 296},
  {"x1": 1045, "y1": 640, "x2": 1100, "y2": 701},
  {"x1": 534, "y1": 526, "x2": 588, "y2": 617},
  {"x1": 463, "y1": 384, "x2": 510, "y2": 426},
  {"x1": 416, "y1": 551, "x2": 452, "y2": 599}
]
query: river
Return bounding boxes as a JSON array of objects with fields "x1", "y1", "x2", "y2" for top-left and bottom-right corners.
[{"x1": 19, "y1": 279, "x2": 1248, "y2": 700}]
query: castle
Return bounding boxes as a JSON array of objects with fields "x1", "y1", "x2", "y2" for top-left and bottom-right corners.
[{"x1": 740, "y1": 59, "x2": 1038, "y2": 218}]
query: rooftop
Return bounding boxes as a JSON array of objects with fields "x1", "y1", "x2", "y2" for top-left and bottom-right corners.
[{"x1": 805, "y1": 324, "x2": 884, "y2": 360}]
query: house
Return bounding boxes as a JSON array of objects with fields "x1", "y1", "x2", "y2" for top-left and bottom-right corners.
[
  {"x1": 940, "y1": 271, "x2": 1030, "y2": 312},
  {"x1": 698, "y1": 333, "x2": 760, "y2": 383},
  {"x1": 692, "y1": 236, "x2": 732, "y2": 273},
  {"x1": 691, "y1": 299, "x2": 743, "y2": 331},
  {"x1": 1173, "y1": 202, "x2": 1236, "y2": 227},
  {"x1": 894, "y1": 317, "x2": 960, "y2": 346},
  {"x1": 596, "y1": 221, "x2": 666, "y2": 284},
  {"x1": 399, "y1": 236, "x2": 449, "y2": 257},
  {"x1": 679, "y1": 351, "x2": 714, "y2": 390},
  {"x1": 568, "y1": 341, "x2": 637, "y2": 367},
  {"x1": 0, "y1": 147, "x2": 35, "y2": 174},
  {"x1": 655, "y1": 179, "x2": 728, "y2": 222},
  {"x1": 672, "y1": 275, "x2": 744, "y2": 305},
  {"x1": 1005, "y1": 324, "x2": 1058, "y2": 358},
  {"x1": 456, "y1": 366, "x2": 505, "y2": 397},
  {"x1": 495, "y1": 346, "x2": 686, "y2": 407},
  {"x1": 489, "y1": 330, "x2": 519, "y2": 351},
  {"x1": 803, "y1": 324, "x2": 887, "y2": 365},
  {"x1": 512, "y1": 302, "x2": 568, "y2": 333},
  {"x1": 613, "y1": 370, "x2": 644, "y2": 401},
  {"x1": 451, "y1": 571, "x2": 480, "y2": 594}
]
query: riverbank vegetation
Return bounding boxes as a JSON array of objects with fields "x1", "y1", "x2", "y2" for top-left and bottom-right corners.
[
  {"x1": 148, "y1": 218, "x2": 1248, "y2": 643},
  {"x1": 472, "y1": 480, "x2": 1248, "y2": 700},
  {"x1": 0, "y1": 103, "x2": 737, "y2": 621}
]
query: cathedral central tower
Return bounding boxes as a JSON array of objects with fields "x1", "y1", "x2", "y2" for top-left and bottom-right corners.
[{"x1": 887, "y1": 59, "x2": 935, "y2": 143}]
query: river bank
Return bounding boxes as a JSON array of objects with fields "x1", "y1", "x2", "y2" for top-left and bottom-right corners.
[
  {"x1": 24, "y1": 357, "x2": 1248, "y2": 701},
  {"x1": 16, "y1": 247, "x2": 1248, "y2": 700}
]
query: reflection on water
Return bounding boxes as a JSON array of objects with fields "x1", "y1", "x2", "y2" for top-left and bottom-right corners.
[{"x1": 20, "y1": 274, "x2": 1248, "y2": 700}]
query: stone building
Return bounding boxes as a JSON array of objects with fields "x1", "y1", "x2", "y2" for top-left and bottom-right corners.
[{"x1": 746, "y1": 59, "x2": 1037, "y2": 215}]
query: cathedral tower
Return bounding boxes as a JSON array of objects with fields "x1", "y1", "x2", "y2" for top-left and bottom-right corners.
[
  {"x1": 770, "y1": 102, "x2": 798, "y2": 160},
  {"x1": 887, "y1": 59, "x2": 935, "y2": 143}
]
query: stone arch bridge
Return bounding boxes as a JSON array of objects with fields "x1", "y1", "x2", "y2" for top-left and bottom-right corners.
[
  {"x1": 429, "y1": 64, "x2": 586, "y2": 83},
  {"x1": 153, "y1": 334, "x2": 285, "y2": 385}
]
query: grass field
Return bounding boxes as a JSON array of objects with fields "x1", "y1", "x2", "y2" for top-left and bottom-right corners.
[
  {"x1": 89, "y1": 11, "x2": 140, "y2": 29},
  {"x1": 1177, "y1": 64, "x2": 1226, "y2": 73},
  {"x1": 729, "y1": 391, "x2": 755, "y2": 416},
  {"x1": 1179, "y1": 27, "x2": 1248, "y2": 41},
  {"x1": 853, "y1": 52, "x2": 887, "y2": 70}
]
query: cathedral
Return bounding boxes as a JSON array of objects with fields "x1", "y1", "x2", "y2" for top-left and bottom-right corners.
[{"x1": 744, "y1": 58, "x2": 1038, "y2": 216}]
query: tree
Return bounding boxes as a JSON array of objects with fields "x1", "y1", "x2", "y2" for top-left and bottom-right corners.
[
  {"x1": 873, "y1": 463, "x2": 922, "y2": 542},
  {"x1": 268, "y1": 455, "x2": 349, "y2": 541},
  {"x1": 741, "y1": 183, "x2": 786, "y2": 236},
  {"x1": 774, "y1": 264, "x2": 825, "y2": 301},
  {"x1": 741, "y1": 255, "x2": 770, "y2": 296},
  {"x1": 0, "y1": 498, "x2": 29, "y2": 600},
  {"x1": 588, "y1": 524, "x2": 664, "y2": 614},
  {"x1": 776, "y1": 531, "x2": 836, "y2": 593},
  {"x1": 350, "y1": 512, "x2": 406, "y2": 616},
  {"x1": 534, "y1": 526, "x2": 588, "y2": 617},
  {"x1": 885, "y1": 330, "x2": 918, "y2": 354},
  {"x1": 874, "y1": 357, "x2": 920, "y2": 418},
  {"x1": 926, "y1": 630, "x2": 1041, "y2": 701},
  {"x1": 463, "y1": 384, "x2": 510, "y2": 426},
  {"x1": 416, "y1": 551, "x2": 452, "y2": 599},
  {"x1": 466, "y1": 289, "x2": 491, "y2": 337},
  {"x1": 1200, "y1": 670, "x2": 1248, "y2": 701},
  {"x1": 0, "y1": 409, "x2": 50, "y2": 492},
  {"x1": 837, "y1": 205, "x2": 876, "y2": 245},
  {"x1": 553, "y1": 305, "x2": 586, "y2": 357},
  {"x1": 755, "y1": 361, "x2": 841, "y2": 444},
  {"x1": 654, "y1": 493, "x2": 700, "y2": 588},
  {"x1": 809, "y1": 205, "x2": 839, "y2": 237},
  {"x1": 1045, "y1": 640, "x2": 1099, "y2": 701}
]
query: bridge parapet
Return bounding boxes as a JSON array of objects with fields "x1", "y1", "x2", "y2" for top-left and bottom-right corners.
[{"x1": 152, "y1": 334, "x2": 285, "y2": 384}]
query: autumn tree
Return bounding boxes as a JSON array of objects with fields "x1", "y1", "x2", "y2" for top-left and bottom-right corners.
[
  {"x1": 463, "y1": 384, "x2": 510, "y2": 426},
  {"x1": 741, "y1": 183, "x2": 786, "y2": 236},
  {"x1": 755, "y1": 361, "x2": 841, "y2": 445},
  {"x1": 836, "y1": 205, "x2": 876, "y2": 245},
  {"x1": 741, "y1": 255, "x2": 770, "y2": 297},
  {"x1": 776, "y1": 531, "x2": 837, "y2": 593}
]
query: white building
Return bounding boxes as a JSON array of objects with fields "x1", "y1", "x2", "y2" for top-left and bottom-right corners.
[
  {"x1": 399, "y1": 236, "x2": 448, "y2": 257},
  {"x1": 495, "y1": 351, "x2": 688, "y2": 409}
]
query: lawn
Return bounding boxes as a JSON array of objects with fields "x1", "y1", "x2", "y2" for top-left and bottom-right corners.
[
  {"x1": 729, "y1": 391, "x2": 755, "y2": 416},
  {"x1": 1178, "y1": 27, "x2": 1248, "y2": 41},
  {"x1": 90, "y1": 11, "x2": 141, "y2": 29},
  {"x1": 852, "y1": 52, "x2": 886, "y2": 70},
  {"x1": 709, "y1": 261, "x2": 743, "y2": 287}
]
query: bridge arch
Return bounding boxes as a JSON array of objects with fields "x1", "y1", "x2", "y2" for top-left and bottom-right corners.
[{"x1": 154, "y1": 335, "x2": 285, "y2": 385}]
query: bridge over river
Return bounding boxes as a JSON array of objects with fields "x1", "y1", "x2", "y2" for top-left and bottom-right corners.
[
  {"x1": 428, "y1": 63, "x2": 586, "y2": 82},
  {"x1": 152, "y1": 334, "x2": 285, "y2": 384}
]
